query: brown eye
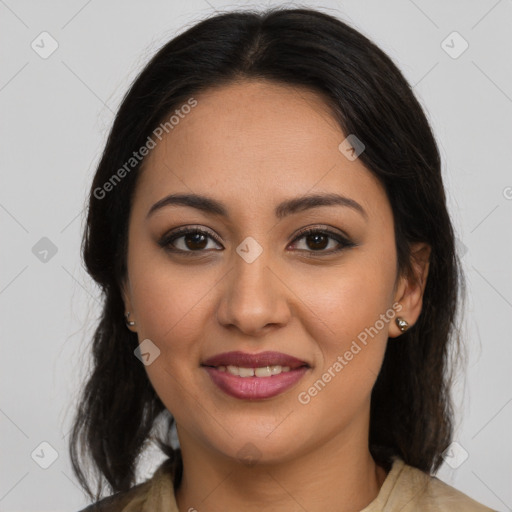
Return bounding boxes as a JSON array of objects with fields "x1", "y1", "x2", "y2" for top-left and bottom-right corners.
[
  {"x1": 159, "y1": 227, "x2": 222, "y2": 254},
  {"x1": 290, "y1": 227, "x2": 356, "y2": 254},
  {"x1": 182, "y1": 232, "x2": 208, "y2": 250},
  {"x1": 304, "y1": 232, "x2": 329, "y2": 250}
]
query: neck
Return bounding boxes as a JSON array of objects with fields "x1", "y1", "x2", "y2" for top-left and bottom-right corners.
[{"x1": 174, "y1": 427, "x2": 388, "y2": 512}]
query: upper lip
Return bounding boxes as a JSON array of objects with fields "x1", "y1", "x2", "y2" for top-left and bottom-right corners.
[{"x1": 202, "y1": 351, "x2": 309, "y2": 370}]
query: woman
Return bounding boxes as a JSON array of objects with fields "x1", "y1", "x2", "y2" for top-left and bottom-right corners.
[{"x1": 71, "y1": 6, "x2": 496, "y2": 511}]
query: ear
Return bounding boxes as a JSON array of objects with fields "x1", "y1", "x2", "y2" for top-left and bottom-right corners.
[
  {"x1": 120, "y1": 278, "x2": 137, "y2": 333},
  {"x1": 389, "y1": 242, "x2": 431, "y2": 338}
]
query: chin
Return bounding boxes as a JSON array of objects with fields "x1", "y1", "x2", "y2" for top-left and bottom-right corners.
[{"x1": 209, "y1": 432, "x2": 306, "y2": 468}]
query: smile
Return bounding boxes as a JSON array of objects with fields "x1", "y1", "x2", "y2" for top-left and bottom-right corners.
[
  {"x1": 201, "y1": 350, "x2": 310, "y2": 400},
  {"x1": 216, "y1": 364, "x2": 292, "y2": 377}
]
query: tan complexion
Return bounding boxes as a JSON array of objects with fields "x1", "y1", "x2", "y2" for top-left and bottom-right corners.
[{"x1": 122, "y1": 79, "x2": 430, "y2": 512}]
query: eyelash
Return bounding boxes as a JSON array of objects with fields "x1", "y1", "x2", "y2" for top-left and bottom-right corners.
[{"x1": 158, "y1": 225, "x2": 356, "y2": 257}]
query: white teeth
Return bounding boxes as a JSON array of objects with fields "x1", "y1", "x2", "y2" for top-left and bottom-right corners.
[
  {"x1": 238, "y1": 367, "x2": 255, "y2": 377},
  {"x1": 270, "y1": 365, "x2": 283, "y2": 375},
  {"x1": 219, "y1": 365, "x2": 292, "y2": 377},
  {"x1": 227, "y1": 365, "x2": 239, "y2": 375},
  {"x1": 255, "y1": 366, "x2": 272, "y2": 377}
]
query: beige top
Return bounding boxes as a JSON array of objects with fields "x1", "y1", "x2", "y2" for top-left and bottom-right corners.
[{"x1": 80, "y1": 456, "x2": 497, "y2": 511}]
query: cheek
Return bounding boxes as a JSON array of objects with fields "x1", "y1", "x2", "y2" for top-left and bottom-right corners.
[
  {"x1": 127, "y1": 257, "x2": 217, "y2": 406},
  {"x1": 291, "y1": 253, "x2": 397, "y2": 418},
  {"x1": 129, "y1": 248, "x2": 215, "y2": 341},
  {"x1": 293, "y1": 272, "x2": 393, "y2": 429},
  {"x1": 294, "y1": 253, "x2": 396, "y2": 350}
]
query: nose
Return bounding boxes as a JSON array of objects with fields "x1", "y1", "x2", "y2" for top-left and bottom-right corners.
[{"x1": 215, "y1": 246, "x2": 291, "y2": 337}]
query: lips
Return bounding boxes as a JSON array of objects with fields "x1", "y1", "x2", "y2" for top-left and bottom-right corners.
[
  {"x1": 201, "y1": 351, "x2": 310, "y2": 400},
  {"x1": 202, "y1": 351, "x2": 309, "y2": 370}
]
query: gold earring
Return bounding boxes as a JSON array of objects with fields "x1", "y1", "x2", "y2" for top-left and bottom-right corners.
[
  {"x1": 395, "y1": 317, "x2": 409, "y2": 333},
  {"x1": 125, "y1": 311, "x2": 136, "y2": 328}
]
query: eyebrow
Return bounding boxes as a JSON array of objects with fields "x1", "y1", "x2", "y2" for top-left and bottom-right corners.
[{"x1": 146, "y1": 192, "x2": 368, "y2": 221}]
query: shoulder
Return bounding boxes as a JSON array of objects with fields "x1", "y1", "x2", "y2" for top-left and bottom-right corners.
[
  {"x1": 75, "y1": 479, "x2": 151, "y2": 512},
  {"x1": 383, "y1": 459, "x2": 497, "y2": 511},
  {"x1": 75, "y1": 457, "x2": 178, "y2": 512}
]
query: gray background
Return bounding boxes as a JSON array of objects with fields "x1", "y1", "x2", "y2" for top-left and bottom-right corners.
[{"x1": 1, "y1": 0, "x2": 511, "y2": 510}]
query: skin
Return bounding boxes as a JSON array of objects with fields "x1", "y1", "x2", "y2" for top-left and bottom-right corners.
[{"x1": 121, "y1": 79, "x2": 430, "y2": 512}]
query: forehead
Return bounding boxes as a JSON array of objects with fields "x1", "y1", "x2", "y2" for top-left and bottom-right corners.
[{"x1": 135, "y1": 79, "x2": 388, "y2": 221}]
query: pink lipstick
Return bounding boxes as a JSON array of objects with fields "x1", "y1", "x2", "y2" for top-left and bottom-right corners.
[{"x1": 201, "y1": 351, "x2": 310, "y2": 400}]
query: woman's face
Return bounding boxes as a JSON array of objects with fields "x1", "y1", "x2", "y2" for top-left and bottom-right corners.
[{"x1": 122, "y1": 79, "x2": 427, "y2": 465}]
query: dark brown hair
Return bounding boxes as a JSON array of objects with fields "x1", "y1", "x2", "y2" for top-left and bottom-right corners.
[{"x1": 70, "y1": 6, "x2": 464, "y2": 501}]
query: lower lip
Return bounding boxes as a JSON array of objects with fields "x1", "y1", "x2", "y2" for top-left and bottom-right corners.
[{"x1": 203, "y1": 366, "x2": 309, "y2": 400}]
